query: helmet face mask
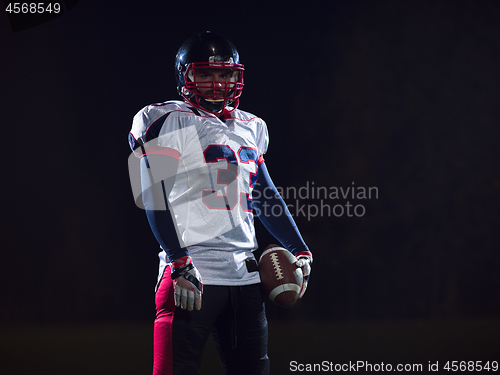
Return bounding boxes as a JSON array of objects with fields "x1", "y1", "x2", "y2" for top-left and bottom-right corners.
[
  {"x1": 175, "y1": 32, "x2": 245, "y2": 115},
  {"x1": 183, "y1": 62, "x2": 244, "y2": 113}
]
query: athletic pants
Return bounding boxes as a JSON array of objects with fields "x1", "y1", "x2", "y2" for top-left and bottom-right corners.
[{"x1": 153, "y1": 265, "x2": 270, "y2": 375}]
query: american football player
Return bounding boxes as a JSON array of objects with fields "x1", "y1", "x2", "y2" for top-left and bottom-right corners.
[{"x1": 128, "y1": 31, "x2": 313, "y2": 375}]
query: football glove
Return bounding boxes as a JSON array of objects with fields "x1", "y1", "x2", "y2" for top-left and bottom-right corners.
[
  {"x1": 171, "y1": 256, "x2": 203, "y2": 311},
  {"x1": 295, "y1": 252, "x2": 313, "y2": 298}
]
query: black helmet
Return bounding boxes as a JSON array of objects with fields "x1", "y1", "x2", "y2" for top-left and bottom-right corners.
[{"x1": 175, "y1": 31, "x2": 244, "y2": 115}]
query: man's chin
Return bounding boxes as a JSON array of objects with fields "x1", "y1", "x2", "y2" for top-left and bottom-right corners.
[{"x1": 197, "y1": 97, "x2": 226, "y2": 113}]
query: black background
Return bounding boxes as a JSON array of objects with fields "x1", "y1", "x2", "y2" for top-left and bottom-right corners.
[{"x1": 1, "y1": 0, "x2": 500, "y2": 372}]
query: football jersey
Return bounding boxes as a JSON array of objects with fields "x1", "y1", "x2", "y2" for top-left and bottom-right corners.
[{"x1": 129, "y1": 101, "x2": 269, "y2": 286}]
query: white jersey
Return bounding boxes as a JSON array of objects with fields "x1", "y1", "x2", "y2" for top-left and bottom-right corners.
[{"x1": 129, "y1": 101, "x2": 269, "y2": 286}]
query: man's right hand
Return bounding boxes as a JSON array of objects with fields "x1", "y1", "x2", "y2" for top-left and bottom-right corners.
[{"x1": 170, "y1": 256, "x2": 203, "y2": 311}]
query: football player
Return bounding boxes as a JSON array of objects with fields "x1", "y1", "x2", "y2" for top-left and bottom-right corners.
[{"x1": 128, "y1": 31, "x2": 313, "y2": 375}]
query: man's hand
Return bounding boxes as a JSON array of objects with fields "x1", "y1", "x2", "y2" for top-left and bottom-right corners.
[
  {"x1": 171, "y1": 256, "x2": 203, "y2": 311},
  {"x1": 295, "y1": 252, "x2": 313, "y2": 298}
]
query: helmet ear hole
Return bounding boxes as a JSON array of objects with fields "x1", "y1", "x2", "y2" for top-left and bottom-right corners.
[{"x1": 181, "y1": 86, "x2": 192, "y2": 98}]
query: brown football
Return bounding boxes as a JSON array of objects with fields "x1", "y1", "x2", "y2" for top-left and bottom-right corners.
[{"x1": 258, "y1": 244, "x2": 303, "y2": 308}]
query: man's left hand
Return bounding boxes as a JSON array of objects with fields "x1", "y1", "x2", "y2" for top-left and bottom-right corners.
[{"x1": 295, "y1": 252, "x2": 313, "y2": 298}]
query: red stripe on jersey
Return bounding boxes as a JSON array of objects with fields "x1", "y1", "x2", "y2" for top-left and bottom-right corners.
[
  {"x1": 142, "y1": 146, "x2": 180, "y2": 160},
  {"x1": 231, "y1": 115, "x2": 261, "y2": 122},
  {"x1": 257, "y1": 155, "x2": 265, "y2": 165}
]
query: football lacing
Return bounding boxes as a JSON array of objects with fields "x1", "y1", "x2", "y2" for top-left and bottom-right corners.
[{"x1": 270, "y1": 253, "x2": 284, "y2": 280}]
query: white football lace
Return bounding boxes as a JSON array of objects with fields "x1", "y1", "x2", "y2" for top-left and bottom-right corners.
[{"x1": 270, "y1": 253, "x2": 284, "y2": 280}]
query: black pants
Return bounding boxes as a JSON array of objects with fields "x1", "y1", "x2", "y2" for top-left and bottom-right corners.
[{"x1": 154, "y1": 269, "x2": 270, "y2": 375}]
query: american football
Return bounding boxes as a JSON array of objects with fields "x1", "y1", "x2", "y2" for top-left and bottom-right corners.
[{"x1": 259, "y1": 244, "x2": 303, "y2": 308}]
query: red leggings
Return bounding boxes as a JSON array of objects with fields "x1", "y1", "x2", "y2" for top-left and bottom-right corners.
[{"x1": 153, "y1": 266, "x2": 270, "y2": 375}]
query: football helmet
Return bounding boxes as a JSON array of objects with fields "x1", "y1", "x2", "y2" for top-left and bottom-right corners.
[{"x1": 175, "y1": 31, "x2": 244, "y2": 116}]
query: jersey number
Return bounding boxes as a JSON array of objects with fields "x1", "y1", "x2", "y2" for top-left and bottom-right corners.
[{"x1": 203, "y1": 145, "x2": 258, "y2": 212}]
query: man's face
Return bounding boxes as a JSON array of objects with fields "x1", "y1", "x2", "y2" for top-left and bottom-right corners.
[{"x1": 193, "y1": 68, "x2": 239, "y2": 101}]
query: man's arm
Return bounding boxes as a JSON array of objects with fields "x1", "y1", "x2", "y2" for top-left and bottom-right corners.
[
  {"x1": 253, "y1": 162, "x2": 313, "y2": 297},
  {"x1": 253, "y1": 162, "x2": 310, "y2": 256},
  {"x1": 140, "y1": 153, "x2": 202, "y2": 310},
  {"x1": 141, "y1": 154, "x2": 188, "y2": 260}
]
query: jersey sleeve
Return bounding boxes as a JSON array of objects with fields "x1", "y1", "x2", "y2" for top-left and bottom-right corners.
[
  {"x1": 128, "y1": 107, "x2": 150, "y2": 157},
  {"x1": 128, "y1": 102, "x2": 185, "y2": 159}
]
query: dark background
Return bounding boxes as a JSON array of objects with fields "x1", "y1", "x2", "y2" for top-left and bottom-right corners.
[{"x1": 1, "y1": 0, "x2": 500, "y2": 373}]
